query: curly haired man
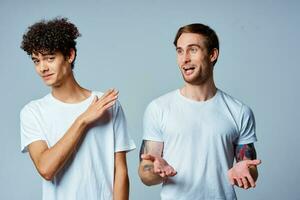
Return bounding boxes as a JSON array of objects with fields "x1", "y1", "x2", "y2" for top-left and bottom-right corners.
[{"x1": 20, "y1": 17, "x2": 135, "y2": 200}]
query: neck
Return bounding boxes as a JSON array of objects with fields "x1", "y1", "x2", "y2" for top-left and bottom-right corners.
[
  {"x1": 51, "y1": 73, "x2": 91, "y2": 103},
  {"x1": 181, "y1": 77, "x2": 217, "y2": 101}
]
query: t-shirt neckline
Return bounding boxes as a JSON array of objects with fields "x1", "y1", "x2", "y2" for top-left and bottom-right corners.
[
  {"x1": 176, "y1": 88, "x2": 220, "y2": 105},
  {"x1": 48, "y1": 91, "x2": 94, "y2": 106}
]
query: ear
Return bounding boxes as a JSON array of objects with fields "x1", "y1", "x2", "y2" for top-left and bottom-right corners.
[
  {"x1": 209, "y1": 48, "x2": 219, "y2": 63},
  {"x1": 67, "y1": 48, "x2": 76, "y2": 63}
]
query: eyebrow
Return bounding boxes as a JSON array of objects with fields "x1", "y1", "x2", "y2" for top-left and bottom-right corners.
[
  {"x1": 31, "y1": 53, "x2": 55, "y2": 60},
  {"x1": 176, "y1": 44, "x2": 203, "y2": 50},
  {"x1": 31, "y1": 56, "x2": 38, "y2": 60}
]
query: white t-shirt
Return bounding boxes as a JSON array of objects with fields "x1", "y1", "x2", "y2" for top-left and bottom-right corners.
[
  {"x1": 20, "y1": 91, "x2": 136, "y2": 200},
  {"x1": 143, "y1": 89, "x2": 257, "y2": 200}
]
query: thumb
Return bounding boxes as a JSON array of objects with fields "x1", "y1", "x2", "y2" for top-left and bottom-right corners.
[
  {"x1": 141, "y1": 154, "x2": 155, "y2": 162},
  {"x1": 247, "y1": 159, "x2": 261, "y2": 166}
]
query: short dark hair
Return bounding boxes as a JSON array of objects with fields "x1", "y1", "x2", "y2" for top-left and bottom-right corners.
[
  {"x1": 21, "y1": 17, "x2": 81, "y2": 69},
  {"x1": 173, "y1": 23, "x2": 219, "y2": 65}
]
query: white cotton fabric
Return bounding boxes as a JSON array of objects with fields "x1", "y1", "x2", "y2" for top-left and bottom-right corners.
[
  {"x1": 20, "y1": 91, "x2": 136, "y2": 200},
  {"x1": 143, "y1": 89, "x2": 257, "y2": 200}
]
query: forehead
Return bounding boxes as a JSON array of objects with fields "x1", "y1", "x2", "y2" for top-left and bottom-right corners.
[
  {"x1": 177, "y1": 33, "x2": 207, "y2": 48},
  {"x1": 31, "y1": 51, "x2": 59, "y2": 59}
]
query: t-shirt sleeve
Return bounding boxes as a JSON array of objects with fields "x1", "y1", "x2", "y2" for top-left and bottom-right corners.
[
  {"x1": 236, "y1": 105, "x2": 257, "y2": 145},
  {"x1": 113, "y1": 101, "x2": 136, "y2": 152},
  {"x1": 20, "y1": 105, "x2": 47, "y2": 153},
  {"x1": 142, "y1": 101, "x2": 164, "y2": 142}
]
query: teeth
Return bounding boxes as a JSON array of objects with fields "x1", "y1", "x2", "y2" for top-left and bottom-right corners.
[{"x1": 184, "y1": 68, "x2": 195, "y2": 71}]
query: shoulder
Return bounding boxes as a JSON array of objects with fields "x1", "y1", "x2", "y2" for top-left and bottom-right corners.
[
  {"x1": 219, "y1": 89, "x2": 252, "y2": 110},
  {"x1": 92, "y1": 91, "x2": 104, "y2": 97},
  {"x1": 20, "y1": 94, "x2": 51, "y2": 116},
  {"x1": 147, "y1": 89, "x2": 178, "y2": 110},
  {"x1": 218, "y1": 89, "x2": 254, "y2": 120},
  {"x1": 92, "y1": 91, "x2": 124, "y2": 115},
  {"x1": 218, "y1": 90, "x2": 243, "y2": 107}
]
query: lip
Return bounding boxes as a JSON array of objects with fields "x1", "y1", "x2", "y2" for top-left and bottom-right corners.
[
  {"x1": 184, "y1": 68, "x2": 194, "y2": 76},
  {"x1": 182, "y1": 65, "x2": 195, "y2": 76},
  {"x1": 42, "y1": 73, "x2": 54, "y2": 80}
]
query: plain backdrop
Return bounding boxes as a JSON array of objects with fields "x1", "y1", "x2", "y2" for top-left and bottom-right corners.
[{"x1": 0, "y1": 0, "x2": 299, "y2": 199}]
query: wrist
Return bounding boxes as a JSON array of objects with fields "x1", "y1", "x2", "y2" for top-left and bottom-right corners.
[{"x1": 76, "y1": 115, "x2": 88, "y2": 130}]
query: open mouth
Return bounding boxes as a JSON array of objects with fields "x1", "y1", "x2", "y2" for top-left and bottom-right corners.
[{"x1": 183, "y1": 66, "x2": 195, "y2": 75}]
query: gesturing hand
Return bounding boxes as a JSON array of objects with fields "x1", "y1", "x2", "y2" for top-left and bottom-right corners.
[
  {"x1": 141, "y1": 154, "x2": 177, "y2": 178},
  {"x1": 228, "y1": 159, "x2": 261, "y2": 189},
  {"x1": 80, "y1": 89, "x2": 118, "y2": 125}
]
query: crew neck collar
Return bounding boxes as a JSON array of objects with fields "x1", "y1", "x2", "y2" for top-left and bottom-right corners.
[
  {"x1": 176, "y1": 88, "x2": 220, "y2": 105},
  {"x1": 48, "y1": 91, "x2": 94, "y2": 106}
]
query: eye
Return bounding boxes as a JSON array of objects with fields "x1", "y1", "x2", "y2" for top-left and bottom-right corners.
[
  {"x1": 48, "y1": 57, "x2": 55, "y2": 62},
  {"x1": 190, "y1": 46, "x2": 198, "y2": 54},
  {"x1": 32, "y1": 59, "x2": 39, "y2": 64},
  {"x1": 176, "y1": 48, "x2": 184, "y2": 55}
]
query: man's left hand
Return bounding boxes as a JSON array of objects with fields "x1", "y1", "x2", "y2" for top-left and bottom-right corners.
[{"x1": 228, "y1": 159, "x2": 261, "y2": 189}]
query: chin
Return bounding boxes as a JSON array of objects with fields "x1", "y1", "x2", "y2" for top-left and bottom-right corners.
[
  {"x1": 183, "y1": 76, "x2": 207, "y2": 85},
  {"x1": 182, "y1": 73, "x2": 198, "y2": 83},
  {"x1": 44, "y1": 80, "x2": 58, "y2": 87}
]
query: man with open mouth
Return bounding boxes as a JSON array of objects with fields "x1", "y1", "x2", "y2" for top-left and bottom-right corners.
[{"x1": 138, "y1": 23, "x2": 261, "y2": 200}]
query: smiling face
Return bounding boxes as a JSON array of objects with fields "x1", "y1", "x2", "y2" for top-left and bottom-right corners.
[
  {"x1": 31, "y1": 50, "x2": 74, "y2": 87},
  {"x1": 176, "y1": 33, "x2": 218, "y2": 85}
]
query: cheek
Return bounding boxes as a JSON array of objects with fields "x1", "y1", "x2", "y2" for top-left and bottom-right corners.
[
  {"x1": 177, "y1": 56, "x2": 184, "y2": 66},
  {"x1": 34, "y1": 65, "x2": 42, "y2": 75},
  {"x1": 193, "y1": 55, "x2": 206, "y2": 66}
]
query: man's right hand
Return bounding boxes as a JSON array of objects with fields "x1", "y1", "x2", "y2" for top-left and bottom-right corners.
[
  {"x1": 79, "y1": 89, "x2": 118, "y2": 125},
  {"x1": 141, "y1": 154, "x2": 177, "y2": 178}
]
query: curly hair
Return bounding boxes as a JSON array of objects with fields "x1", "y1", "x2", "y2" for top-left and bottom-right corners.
[{"x1": 21, "y1": 17, "x2": 81, "y2": 69}]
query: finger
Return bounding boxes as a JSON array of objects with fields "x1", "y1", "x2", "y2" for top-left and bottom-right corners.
[
  {"x1": 91, "y1": 96, "x2": 98, "y2": 105},
  {"x1": 242, "y1": 177, "x2": 248, "y2": 189},
  {"x1": 164, "y1": 167, "x2": 173, "y2": 176},
  {"x1": 106, "y1": 89, "x2": 119, "y2": 98},
  {"x1": 168, "y1": 166, "x2": 177, "y2": 176},
  {"x1": 227, "y1": 170, "x2": 235, "y2": 185},
  {"x1": 171, "y1": 171, "x2": 177, "y2": 176},
  {"x1": 236, "y1": 178, "x2": 243, "y2": 188},
  {"x1": 98, "y1": 89, "x2": 118, "y2": 103},
  {"x1": 98, "y1": 93, "x2": 118, "y2": 106},
  {"x1": 154, "y1": 166, "x2": 162, "y2": 174},
  {"x1": 97, "y1": 96, "x2": 118, "y2": 110},
  {"x1": 159, "y1": 171, "x2": 166, "y2": 178},
  {"x1": 228, "y1": 176, "x2": 235, "y2": 185},
  {"x1": 100, "y1": 100, "x2": 116, "y2": 112},
  {"x1": 98, "y1": 89, "x2": 116, "y2": 101},
  {"x1": 246, "y1": 174, "x2": 256, "y2": 188},
  {"x1": 153, "y1": 161, "x2": 164, "y2": 173}
]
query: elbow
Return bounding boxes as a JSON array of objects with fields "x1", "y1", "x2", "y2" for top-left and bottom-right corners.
[
  {"x1": 42, "y1": 174, "x2": 54, "y2": 181},
  {"x1": 38, "y1": 166, "x2": 55, "y2": 181},
  {"x1": 140, "y1": 178, "x2": 155, "y2": 186}
]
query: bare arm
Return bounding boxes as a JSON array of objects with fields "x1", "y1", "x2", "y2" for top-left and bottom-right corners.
[
  {"x1": 228, "y1": 143, "x2": 261, "y2": 189},
  {"x1": 236, "y1": 143, "x2": 259, "y2": 182},
  {"x1": 28, "y1": 89, "x2": 118, "y2": 181},
  {"x1": 113, "y1": 152, "x2": 129, "y2": 200},
  {"x1": 138, "y1": 140, "x2": 177, "y2": 186}
]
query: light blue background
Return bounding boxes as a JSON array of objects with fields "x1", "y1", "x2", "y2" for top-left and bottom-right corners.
[{"x1": 0, "y1": 0, "x2": 299, "y2": 199}]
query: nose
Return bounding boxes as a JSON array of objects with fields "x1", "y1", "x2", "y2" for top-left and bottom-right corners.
[
  {"x1": 183, "y1": 51, "x2": 191, "y2": 63},
  {"x1": 39, "y1": 61, "x2": 49, "y2": 73}
]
